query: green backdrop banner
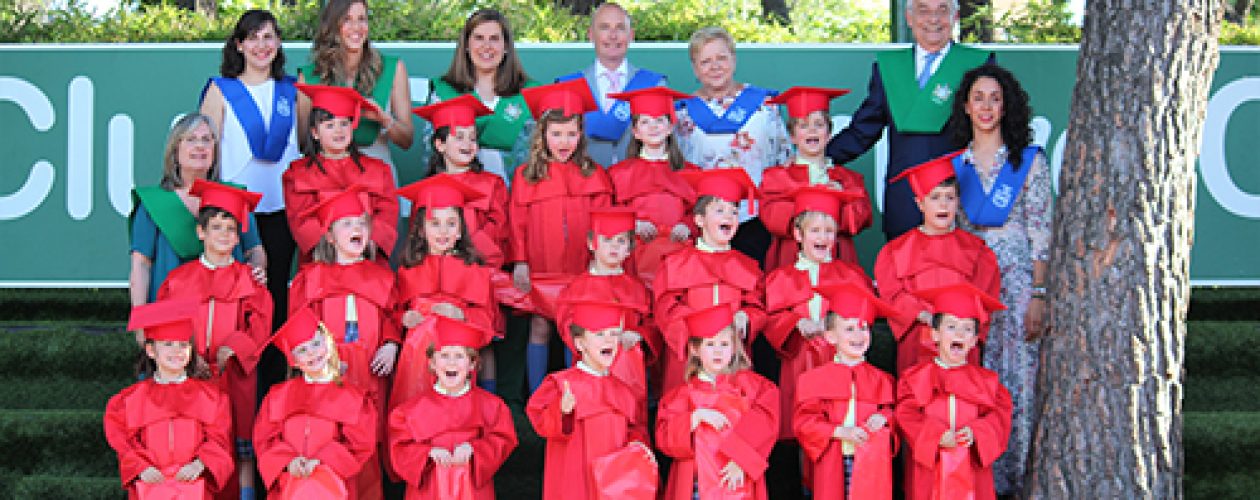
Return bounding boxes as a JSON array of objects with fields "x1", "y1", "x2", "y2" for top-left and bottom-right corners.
[{"x1": 1, "y1": 43, "x2": 1257, "y2": 286}]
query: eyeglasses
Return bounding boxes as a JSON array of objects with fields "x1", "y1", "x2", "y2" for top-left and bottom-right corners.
[
  {"x1": 914, "y1": 7, "x2": 953, "y2": 19},
  {"x1": 182, "y1": 135, "x2": 214, "y2": 146}
]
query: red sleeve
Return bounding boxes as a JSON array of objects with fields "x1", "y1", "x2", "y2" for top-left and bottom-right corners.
[
  {"x1": 874, "y1": 245, "x2": 923, "y2": 341},
  {"x1": 758, "y1": 167, "x2": 797, "y2": 238},
  {"x1": 717, "y1": 376, "x2": 779, "y2": 480},
  {"x1": 222, "y1": 286, "x2": 274, "y2": 373},
  {"x1": 380, "y1": 282, "x2": 403, "y2": 344},
  {"x1": 791, "y1": 389, "x2": 837, "y2": 463},
  {"x1": 282, "y1": 163, "x2": 325, "y2": 255},
  {"x1": 312, "y1": 396, "x2": 378, "y2": 479},
  {"x1": 475, "y1": 178, "x2": 511, "y2": 268},
  {"x1": 253, "y1": 391, "x2": 300, "y2": 488},
  {"x1": 103, "y1": 388, "x2": 154, "y2": 486},
  {"x1": 761, "y1": 273, "x2": 806, "y2": 356},
  {"x1": 195, "y1": 391, "x2": 237, "y2": 491},
  {"x1": 651, "y1": 262, "x2": 692, "y2": 361},
  {"x1": 368, "y1": 167, "x2": 400, "y2": 259},
  {"x1": 832, "y1": 167, "x2": 873, "y2": 237},
  {"x1": 525, "y1": 375, "x2": 574, "y2": 439},
  {"x1": 740, "y1": 283, "x2": 768, "y2": 347},
  {"x1": 973, "y1": 245, "x2": 1002, "y2": 343},
  {"x1": 653, "y1": 386, "x2": 696, "y2": 460},
  {"x1": 470, "y1": 394, "x2": 519, "y2": 488},
  {"x1": 507, "y1": 171, "x2": 529, "y2": 264},
  {"x1": 968, "y1": 375, "x2": 1013, "y2": 467},
  {"x1": 386, "y1": 402, "x2": 434, "y2": 488},
  {"x1": 894, "y1": 371, "x2": 951, "y2": 469}
]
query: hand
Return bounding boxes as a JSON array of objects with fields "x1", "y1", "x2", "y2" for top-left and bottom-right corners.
[
  {"x1": 512, "y1": 263, "x2": 531, "y2": 293},
  {"x1": 733, "y1": 310, "x2": 749, "y2": 338},
  {"x1": 139, "y1": 466, "x2": 164, "y2": 484},
  {"x1": 796, "y1": 318, "x2": 824, "y2": 338},
  {"x1": 620, "y1": 330, "x2": 642, "y2": 348},
  {"x1": 431, "y1": 302, "x2": 465, "y2": 320},
  {"x1": 669, "y1": 223, "x2": 691, "y2": 242},
  {"x1": 451, "y1": 443, "x2": 473, "y2": 464},
  {"x1": 429, "y1": 447, "x2": 454, "y2": 466},
  {"x1": 940, "y1": 430, "x2": 958, "y2": 448},
  {"x1": 192, "y1": 356, "x2": 212, "y2": 379},
  {"x1": 401, "y1": 310, "x2": 424, "y2": 329},
  {"x1": 691, "y1": 408, "x2": 731, "y2": 431},
  {"x1": 560, "y1": 381, "x2": 576, "y2": 414},
  {"x1": 865, "y1": 413, "x2": 888, "y2": 432},
  {"x1": 956, "y1": 426, "x2": 974, "y2": 447},
  {"x1": 1025, "y1": 296, "x2": 1048, "y2": 340},
  {"x1": 917, "y1": 310, "x2": 933, "y2": 325},
  {"x1": 361, "y1": 99, "x2": 390, "y2": 125},
  {"x1": 175, "y1": 458, "x2": 204, "y2": 481},
  {"x1": 371, "y1": 342, "x2": 399, "y2": 376},
  {"x1": 215, "y1": 346, "x2": 234, "y2": 372},
  {"x1": 250, "y1": 264, "x2": 267, "y2": 285},
  {"x1": 287, "y1": 457, "x2": 309, "y2": 477},
  {"x1": 719, "y1": 460, "x2": 746, "y2": 491},
  {"x1": 829, "y1": 180, "x2": 844, "y2": 190},
  {"x1": 833, "y1": 425, "x2": 869, "y2": 445},
  {"x1": 635, "y1": 220, "x2": 658, "y2": 241}
]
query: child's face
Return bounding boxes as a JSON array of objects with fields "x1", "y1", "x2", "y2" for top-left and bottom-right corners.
[
  {"x1": 632, "y1": 114, "x2": 674, "y2": 149},
  {"x1": 197, "y1": 213, "x2": 240, "y2": 257},
  {"x1": 312, "y1": 115, "x2": 354, "y2": 154},
  {"x1": 792, "y1": 111, "x2": 831, "y2": 158},
  {"x1": 292, "y1": 332, "x2": 331, "y2": 375},
  {"x1": 545, "y1": 118, "x2": 582, "y2": 163},
  {"x1": 915, "y1": 184, "x2": 959, "y2": 232},
  {"x1": 824, "y1": 316, "x2": 871, "y2": 360},
  {"x1": 146, "y1": 339, "x2": 192, "y2": 375},
  {"x1": 931, "y1": 313, "x2": 978, "y2": 365},
  {"x1": 328, "y1": 214, "x2": 370, "y2": 260},
  {"x1": 429, "y1": 346, "x2": 474, "y2": 391},
  {"x1": 575, "y1": 326, "x2": 621, "y2": 373},
  {"x1": 694, "y1": 198, "x2": 739, "y2": 246},
  {"x1": 588, "y1": 232, "x2": 631, "y2": 269},
  {"x1": 690, "y1": 327, "x2": 738, "y2": 375},
  {"x1": 436, "y1": 125, "x2": 479, "y2": 170},
  {"x1": 424, "y1": 207, "x2": 462, "y2": 256},
  {"x1": 792, "y1": 212, "x2": 837, "y2": 263}
]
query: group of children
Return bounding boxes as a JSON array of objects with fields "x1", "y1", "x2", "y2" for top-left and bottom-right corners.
[{"x1": 106, "y1": 78, "x2": 1013, "y2": 500}]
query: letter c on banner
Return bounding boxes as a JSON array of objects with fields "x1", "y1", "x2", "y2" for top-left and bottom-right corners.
[
  {"x1": 0, "y1": 77, "x2": 56, "y2": 220},
  {"x1": 1201, "y1": 77, "x2": 1260, "y2": 219}
]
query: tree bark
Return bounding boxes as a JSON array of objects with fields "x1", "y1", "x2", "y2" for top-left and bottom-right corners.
[
  {"x1": 1223, "y1": 0, "x2": 1254, "y2": 23},
  {"x1": 761, "y1": 0, "x2": 792, "y2": 25},
  {"x1": 1026, "y1": 1, "x2": 1221, "y2": 498}
]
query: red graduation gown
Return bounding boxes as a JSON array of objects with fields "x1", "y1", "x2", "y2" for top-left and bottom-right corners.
[
  {"x1": 254, "y1": 378, "x2": 378, "y2": 500},
  {"x1": 762, "y1": 260, "x2": 872, "y2": 440},
  {"x1": 655, "y1": 371, "x2": 779, "y2": 500},
  {"x1": 104, "y1": 379, "x2": 235, "y2": 499},
  {"x1": 526, "y1": 366, "x2": 650, "y2": 500},
  {"x1": 434, "y1": 171, "x2": 511, "y2": 269},
  {"x1": 654, "y1": 245, "x2": 766, "y2": 391},
  {"x1": 387, "y1": 386, "x2": 518, "y2": 499},
  {"x1": 793, "y1": 362, "x2": 896, "y2": 500},
  {"x1": 759, "y1": 163, "x2": 871, "y2": 270},
  {"x1": 606, "y1": 157, "x2": 700, "y2": 287},
  {"x1": 508, "y1": 162, "x2": 612, "y2": 275},
  {"x1": 390, "y1": 255, "x2": 499, "y2": 409},
  {"x1": 894, "y1": 362, "x2": 1012, "y2": 500},
  {"x1": 282, "y1": 154, "x2": 400, "y2": 261},
  {"x1": 158, "y1": 260, "x2": 273, "y2": 440},
  {"x1": 872, "y1": 229, "x2": 1000, "y2": 374}
]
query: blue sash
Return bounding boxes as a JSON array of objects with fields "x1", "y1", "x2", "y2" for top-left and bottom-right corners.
[
  {"x1": 202, "y1": 76, "x2": 296, "y2": 162},
  {"x1": 557, "y1": 69, "x2": 666, "y2": 141},
  {"x1": 681, "y1": 86, "x2": 776, "y2": 134},
  {"x1": 954, "y1": 146, "x2": 1040, "y2": 227}
]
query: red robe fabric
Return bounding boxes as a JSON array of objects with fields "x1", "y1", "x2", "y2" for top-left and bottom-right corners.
[
  {"x1": 282, "y1": 154, "x2": 399, "y2": 262},
  {"x1": 554, "y1": 271, "x2": 661, "y2": 406},
  {"x1": 761, "y1": 260, "x2": 872, "y2": 440},
  {"x1": 430, "y1": 171, "x2": 510, "y2": 269},
  {"x1": 526, "y1": 367, "x2": 650, "y2": 500},
  {"x1": 387, "y1": 386, "x2": 518, "y2": 499},
  {"x1": 606, "y1": 157, "x2": 700, "y2": 287},
  {"x1": 793, "y1": 362, "x2": 897, "y2": 500},
  {"x1": 254, "y1": 378, "x2": 378, "y2": 500},
  {"x1": 894, "y1": 362, "x2": 1012, "y2": 500},
  {"x1": 654, "y1": 245, "x2": 766, "y2": 391},
  {"x1": 872, "y1": 229, "x2": 1000, "y2": 374},
  {"x1": 390, "y1": 255, "x2": 499, "y2": 410},
  {"x1": 158, "y1": 260, "x2": 273, "y2": 440},
  {"x1": 104, "y1": 379, "x2": 235, "y2": 499},
  {"x1": 759, "y1": 163, "x2": 871, "y2": 270},
  {"x1": 508, "y1": 162, "x2": 612, "y2": 275},
  {"x1": 655, "y1": 371, "x2": 780, "y2": 500}
]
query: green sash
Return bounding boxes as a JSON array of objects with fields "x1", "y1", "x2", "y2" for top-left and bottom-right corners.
[
  {"x1": 131, "y1": 187, "x2": 202, "y2": 259},
  {"x1": 877, "y1": 44, "x2": 989, "y2": 134},
  {"x1": 431, "y1": 78, "x2": 539, "y2": 151},
  {"x1": 299, "y1": 55, "x2": 398, "y2": 146}
]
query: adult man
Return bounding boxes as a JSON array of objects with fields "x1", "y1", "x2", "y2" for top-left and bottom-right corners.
[
  {"x1": 826, "y1": 0, "x2": 993, "y2": 240},
  {"x1": 558, "y1": 2, "x2": 667, "y2": 166}
]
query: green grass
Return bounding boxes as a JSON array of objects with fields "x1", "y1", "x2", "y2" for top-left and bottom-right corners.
[
  {"x1": 0, "y1": 323, "x2": 135, "y2": 379},
  {"x1": 8, "y1": 475, "x2": 122, "y2": 500},
  {"x1": 1183, "y1": 411, "x2": 1260, "y2": 477},
  {"x1": 1184, "y1": 375, "x2": 1260, "y2": 412},
  {"x1": 1185, "y1": 322, "x2": 1260, "y2": 378},
  {"x1": 0, "y1": 410, "x2": 114, "y2": 477}
]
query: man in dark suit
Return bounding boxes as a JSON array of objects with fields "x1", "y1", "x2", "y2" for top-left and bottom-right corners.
[{"x1": 827, "y1": 0, "x2": 993, "y2": 240}]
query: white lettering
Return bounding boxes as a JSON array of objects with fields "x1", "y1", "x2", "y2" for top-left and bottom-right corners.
[
  {"x1": 1201, "y1": 77, "x2": 1260, "y2": 219},
  {"x1": 108, "y1": 114, "x2": 134, "y2": 216},
  {"x1": 67, "y1": 77, "x2": 92, "y2": 220},
  {"x1": 0, "y1": 77, "x2": 56, "y2": 220}
]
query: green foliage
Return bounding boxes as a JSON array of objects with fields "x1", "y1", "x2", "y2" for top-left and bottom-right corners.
[
  {"x1": 1221, "y1": 20, "x2": 1260, "y2": 46},
  {"x1": 962, "y1": 0, "x2": 1080, "y2": 44},
  {"x1": 9, "y1": 476, "x2": 122, "y2": 500}
]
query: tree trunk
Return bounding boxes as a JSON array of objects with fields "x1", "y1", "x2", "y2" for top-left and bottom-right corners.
[
  {"x1": 761, "y1": 0, "x2": 791, "y2": 25},
  {"x1": 1224, "y1": 0, "x2": 1254, "y2": 23},
  {"x1": 557, "y1": 0, "x2": 601, "y2": 16},
  {"x1": 1026, "y1": 1, "x2": 1221, "y2": 498}
]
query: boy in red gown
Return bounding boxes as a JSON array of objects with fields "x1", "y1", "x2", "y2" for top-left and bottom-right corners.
[{"x1": 895, "y1": 283, "x2": 1012, "y2": 500}]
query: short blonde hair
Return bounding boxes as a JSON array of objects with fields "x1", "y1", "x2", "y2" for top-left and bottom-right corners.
[
  {"x1": 160, "y1": 113, "x2": 219, "y2": 190},
  {"x1": 688, "y1": 26, "x2": 735, "y2": 62}
]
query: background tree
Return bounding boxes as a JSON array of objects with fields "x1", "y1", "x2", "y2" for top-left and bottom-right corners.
[{"x1": 1026, "y1": 0, "x2": 1222, "y2": 498}]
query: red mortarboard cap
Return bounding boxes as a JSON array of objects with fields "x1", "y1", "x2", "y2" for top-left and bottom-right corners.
[
  {"x1": 565, "y1": 299, "x2": 635, "y2": 332},
  {"x1": 684, "y1": 303, "x2": 737, "y2": 340},
  {"x1": 815, "y1": 282, "x2": 898, "y2": 325},
  {"x1": 522, "y1": 79, "x2": 599, "y2": 119},
  {"x1": 412, "y1": 94, "x2": 492, "y2": 130},
  {"x1": 767, "y1": 86, "x2": 851, "y2": 119},
  {"x1": 589, "y1": 208, "x2": 637, "y2": 245},
  {"x1": 128, "y1": 299, "x2": 199, "y2": 342},
  {"x1": 888, "y1": 150, "x2": 963, "y2": 198},
  {"x1": 917, "y1": 282, "x2": 1007, "y2": 323},
  {"x1": 431, "y1": 315, "x2": 494, "y2": 350},
  {"x1": 395, "y1": 175, "x2": 484, "y2": 213},
  {"x1": 302, "y1": 185, "x2": 369, "y2": 231},
  {"x1": 189, "y1": 179, "x2": 262, "y2": 231},
  {"x1": 608, "y1": 87, "x2": 692, "y2": 120},
  {"x1": 297, "y1": 83, "x2": 371, "y2": 128},
  {"x1": 680, "y1": 168, "x2": 760, "y2": 215},
  {"x1": 790, "y1": 185, "x2": 862, "y2": 221},
  {"x1": 272, "y1": 307, "x2": 323, "y2": 365}
]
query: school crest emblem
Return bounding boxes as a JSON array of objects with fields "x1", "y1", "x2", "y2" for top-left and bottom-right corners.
[
  {"x1": 931, "y1": 83, "x2": 952, "y2": 105},
  {"x1": 276, "y1": 97, "x2": 291, "y2": 117},
  {"x1": 613, "y1": 102, "x2": 631, "y2": 121},
  {"x1": 726, "y1": 106, "x2": 748, "y2": 125},
  {"x1": 505, "y1": 102, "x2": 522, "y2": 120},
  {"x1": 991, "y1": 184, "x2": 1014, "y2": 208}
]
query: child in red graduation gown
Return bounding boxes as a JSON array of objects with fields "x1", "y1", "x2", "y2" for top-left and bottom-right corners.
[
  {"x1": 527, "y1": 301, "x2": 657, "y2": 500},
  {"x1": 793, "y1": 283, "x2": 900, "y2": 500},
  {"x1": 762, "y1": 186, "x2": 874, "y2": 442},
  {"x1": 287, "y1": 189, "x2": 398, "y2": 500},
  {"x1": 604, "y1": 87, "x2": 700, "y2": 287},
  {"x1": 656, "y1": 304, "x2": 779, "y2": 500},
  {"x1": 391, "y1": 175, "x2": 502, "y2": 408},
  {"x1": 105, "y1": 299, "x2": 235, "y2": 500},
  {"x1": 283, "y1": 83, "x2": 399, "y2": 264},
  {"x1": 413, "y1": 95, "x2": 511, "y2": 268},
  {"x1": 895, "y1": 283, "x2": 1012, "y2": 500},
  {"x1": 156, "y1": 180, "x2": 272, "y2": 500},
  {"x1": 874, "y1": 152, "x2": 1001, "y2": 375},
  {"x1": 510, "y1": 79, "x2": 613, "y2": 393},
  {"x1": 254, "y1": 308, "x2": 378, "y2": 500},
  {"x1": 655, "y1": 168, "x2": 767, "y2": 392},
  {"x1": 388, "y1": 316, "x2": 518, "y2": 500},
  {"x1": 761, "y1": 87, "x2": 872, "y2": 270}
]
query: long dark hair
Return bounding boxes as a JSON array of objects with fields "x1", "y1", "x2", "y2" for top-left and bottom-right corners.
[
  {"x1": 429, "y1": 125, "x2": 485, "y2": 175},
  {"x1": 402, "y1": 206, "x2": 484, "y2": 267},
  {"x1": 135, "y1": 339, "x2": 211, "y2": 380},
  {"x1": 310, "y1": 0, "x2": 383, "y2": 95},
  {"x1": 441, "y1": 9, "x2": 530, "y2": 96},
  {"x1": 220, "y1": 10, "x2": 286, "y2": 79},
  {"x1": 625, "y1": 114, "x2": 688, "y2": 171},
  {"x1": 303, "y1": 107, "x2": 366, "y2": 174},
  {"x1": 949, "y1": 64, "x2": 1033, "y2": 170},
  {"x1": 523, "y1": 111, "x2": 599, "y2": 183}
]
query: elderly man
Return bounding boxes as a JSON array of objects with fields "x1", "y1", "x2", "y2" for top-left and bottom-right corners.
[
  {"x1": 558, "y1": 2, "x2": 667, "y2": 166},
  {"x1": 826, "y1": 0, "x2": 994, "y2": 240}
]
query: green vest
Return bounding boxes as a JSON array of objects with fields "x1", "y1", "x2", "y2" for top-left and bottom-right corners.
[
  {"x1": 431, "y1": 78, "x2": 539, "y2": 151},
  {"x1": 299, "y1": 55, "x2": 398, "y2": 146},
  {"x1": 877, "y1": 44, "x2": 989, "y2": 134}
]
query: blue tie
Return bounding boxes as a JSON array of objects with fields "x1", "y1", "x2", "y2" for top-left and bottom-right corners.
[{"x1": 918, "y1": 51, "x2": 941, "y2": 89}]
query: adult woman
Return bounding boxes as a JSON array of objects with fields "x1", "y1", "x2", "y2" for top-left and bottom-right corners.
[
  {"x1": 948, "y1": 63, "x2": 1052, "y2": 497},
  {"x1": 430, "y1": 8, "x2": 537, "y2": 185}
]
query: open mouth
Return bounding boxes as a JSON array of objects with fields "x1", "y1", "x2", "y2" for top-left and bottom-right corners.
[
  {"x1": 443, "y1": 369, "x2": 459, "y2": 378},
  {"x1": 804, "y1": 137, "x2": 821, "y2": 147},
  {"x1": 718, "y1": 222, "x2": 735, "y2": 234},
  {"x1": 349, "y1": 234, "x2": 364, "y2": 245},
  {"x1": 948, "y1": 340, "x2": 967, "y2": 356},
  {"x1": 811, "y1": 242, "x2": 830, "y2": 253}
]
